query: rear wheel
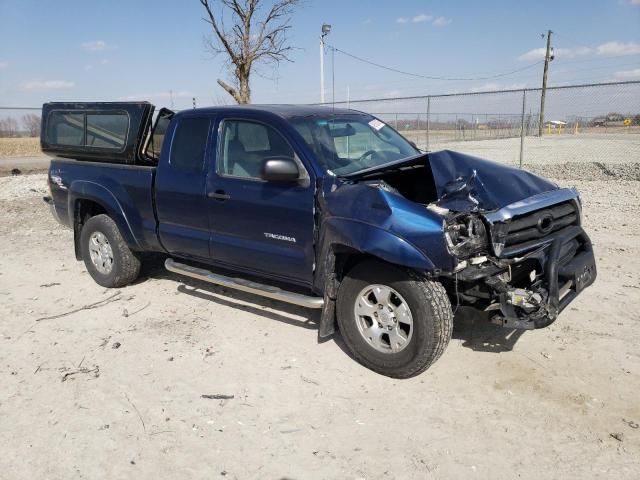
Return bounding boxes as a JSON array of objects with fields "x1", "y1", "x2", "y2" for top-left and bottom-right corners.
[
  {"x1": 80, "y1": 214, "x2": 141, "y2": 288},
  {"x1": 337, "y1": 260, "x2": 453, "y2": 378}
]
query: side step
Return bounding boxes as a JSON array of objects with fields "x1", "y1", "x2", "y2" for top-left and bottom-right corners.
[{"x1": 165, "y1": 258, "x2": 324, "y2": 309}]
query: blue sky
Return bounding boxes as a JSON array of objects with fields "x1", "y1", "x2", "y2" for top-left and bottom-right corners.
[{"x1": 0, "y1": 0, "x2": 639, "y2": 108}]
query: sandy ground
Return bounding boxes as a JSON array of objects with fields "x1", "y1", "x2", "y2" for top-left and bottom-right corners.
[
  {"x1": 0, "y1": 155, "x2": 50, "y2": 177},
  {"x1": 0, "y1": 172, "x2": 639, "y2": 479}
]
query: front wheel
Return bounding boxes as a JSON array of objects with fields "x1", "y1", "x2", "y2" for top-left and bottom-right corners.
[
  {"x1": 336, "y1": 260, "x2": 453, "y2": 378},
  {"x1": 80, "y1": 214, "x2": 141, "y2": 288}
]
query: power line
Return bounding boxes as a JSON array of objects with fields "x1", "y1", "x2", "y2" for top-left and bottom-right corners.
[
  {"x1": 313, "y1": 80, "x2": 640, "y2": 105},
  {"x1": 327, "y1": 44, "x2": 545, "y2": 81},
  {"x1": 552, "y1": 53, "x2": 640, "y2": 66}
]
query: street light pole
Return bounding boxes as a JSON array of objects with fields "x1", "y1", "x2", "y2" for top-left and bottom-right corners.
[
  {"x1": 320, "y1": 23, "x2": 331, "y2": 104},
  {"x1": 320, "y1": 36, "x2": 325, "y2": 103}
]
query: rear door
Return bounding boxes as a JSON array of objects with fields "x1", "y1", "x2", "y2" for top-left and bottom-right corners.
[
  {"x1": 206, "y1": 115, "x2": 316, "y2": 286},
  {"x1": 155, "y1": 113, "x2": 214, "y2": 260}
]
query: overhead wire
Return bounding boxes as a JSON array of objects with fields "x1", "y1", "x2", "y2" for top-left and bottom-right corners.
[{"x1": 326, "y1": 44, "x2": 545, "y2": 81}]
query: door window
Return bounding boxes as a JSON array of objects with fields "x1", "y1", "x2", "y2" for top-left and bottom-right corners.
[
  {"x1": 169, "y1": 117, "x2": 210, "y2": 173},
  {"x1": 218, "y1": 120, "x2": 295, "y2": 180}
]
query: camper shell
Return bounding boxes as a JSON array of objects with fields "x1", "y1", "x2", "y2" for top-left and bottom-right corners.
[{"x1": 40, "y1": 102, "x2": 156, "y2": 165}]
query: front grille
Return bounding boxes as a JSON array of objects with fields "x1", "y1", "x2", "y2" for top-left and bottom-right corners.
[
  {"x1": 488, "y1": 201, "x2": 581, "y2": 257},
  {"x1": 504, "y1": 201, "x2": 579, "y2": 247}
]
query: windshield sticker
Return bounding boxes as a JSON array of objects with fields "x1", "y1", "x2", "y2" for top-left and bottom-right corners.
[{"x1": 368, "y1": 119, "x2": 385, "y2": 131}]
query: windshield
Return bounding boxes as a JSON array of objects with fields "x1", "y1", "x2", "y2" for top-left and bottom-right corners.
[{"x1": 291, "y1": 115, "x2": 419, "y2": 175}]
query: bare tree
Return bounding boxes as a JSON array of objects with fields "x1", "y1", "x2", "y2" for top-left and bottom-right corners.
[
  {"x1": 0, "y1": 117, "x2": 19, "y2": 138},
  {"x1": 199, "y1": 0, "x2": 301, "y2": 104},
  {"x1": 22, "y1": 113, "x2": 41, "y2": 137}
]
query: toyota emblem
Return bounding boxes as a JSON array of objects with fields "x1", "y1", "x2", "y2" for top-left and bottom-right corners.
[{"x1": 537, "y1": 213, "x2": 554, "y2": 233}]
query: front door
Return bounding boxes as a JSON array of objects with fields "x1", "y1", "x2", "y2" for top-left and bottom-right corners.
[{"x1": 206, "y1": 116, "x2": 316, "y2": 286}]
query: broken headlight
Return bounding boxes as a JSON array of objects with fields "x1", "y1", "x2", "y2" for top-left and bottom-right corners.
[{"x1": 444, "y1": 214, "x2": 489, "y2": 257}]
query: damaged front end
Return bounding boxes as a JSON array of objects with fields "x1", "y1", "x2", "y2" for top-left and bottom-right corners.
[
  {"x1": 439, "y1": 190, "x2": 597, "y2": 330},
  {"x1": 330, "y1": 149, "x2": 597, "y2": 331}
]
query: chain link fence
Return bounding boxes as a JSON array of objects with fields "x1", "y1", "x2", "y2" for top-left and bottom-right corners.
[
  {"x1": 2, "y1": 81, "x2": 639, "y2": 174},
  {"x1": 321, "y1": 81, "x2": 640, "y2": 171}
]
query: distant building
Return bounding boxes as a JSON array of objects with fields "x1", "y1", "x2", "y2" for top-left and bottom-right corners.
[{"x1": 545, "y1": 120, "x2": 567, "y2": 129}]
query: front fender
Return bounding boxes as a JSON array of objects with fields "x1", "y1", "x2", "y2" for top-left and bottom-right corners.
[
  {"x1": 313, "y1": 217, "x2": 439, "y2": 338},
  {"x1": 324, "y1": 217, "x2": 436, "y2": 271},
  {"x1": 313, "y1": 217, "x2": 438, "y2": 298},
  {"x1": 68, "y1": 180, "x2": 140, "y2": 249}
]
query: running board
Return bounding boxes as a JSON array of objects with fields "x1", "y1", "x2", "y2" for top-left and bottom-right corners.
[{"x1": 165, "y1": 258, "x2": 324, "y2": 309}]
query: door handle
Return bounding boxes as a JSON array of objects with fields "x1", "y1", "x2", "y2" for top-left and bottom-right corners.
[{"x1": 208, "y1": 190, "x2": 231, "y2": 201}]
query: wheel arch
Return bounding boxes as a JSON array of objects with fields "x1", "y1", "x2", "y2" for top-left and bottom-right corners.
[
  {"x1": 68, "y1": 182, "x2": 140, "y2": 260},
  {"x1": 315, "y1": 219, "x2": 438, "y2": 339}
]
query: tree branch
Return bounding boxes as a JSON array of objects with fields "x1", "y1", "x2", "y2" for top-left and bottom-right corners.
[
  {"x1": 217, "y1": 78, "x2": 242, "y2": 103},
  {"x1": 200, "y1": 0, "x2": 239, "y2": 64}
]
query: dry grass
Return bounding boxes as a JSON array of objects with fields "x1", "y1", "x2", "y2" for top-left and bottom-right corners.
[{"x1": 0, "y1": 137, "x2": 42, "y2": 157}]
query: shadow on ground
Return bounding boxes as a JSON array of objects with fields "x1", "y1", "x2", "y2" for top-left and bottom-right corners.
[
  {"x1": 452, "y1": 307, "x2": 526, "y2": 353},
  {"x1": 138, "y1": 255, "x2": 526, "y2": 356},
  {"x1": 138, "y1": 253, "x2": 320, "y2": 329}
]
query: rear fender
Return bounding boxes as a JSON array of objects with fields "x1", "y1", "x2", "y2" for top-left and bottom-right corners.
[{"x1": 68, "y1": 181, "x2": 140, "y2": 254}]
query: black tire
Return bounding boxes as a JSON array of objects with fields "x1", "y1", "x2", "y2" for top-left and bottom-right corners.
[
  {"x1": 80, "y1": 214, "x2": 141, "y2": 288},
  {"x1": 336, "y1": 259, "x2": 453, "y2": 378}
]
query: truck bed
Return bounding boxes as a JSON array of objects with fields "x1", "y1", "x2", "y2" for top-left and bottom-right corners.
[{"x1": 48, "y1": 159, "x2": 162, "y2": 253}]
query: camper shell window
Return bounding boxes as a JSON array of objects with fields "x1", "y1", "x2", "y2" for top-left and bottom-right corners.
[
  {"x1": 46, "y1": 112, "x2": 84, "y2": 146},
  {"x1": 46, "y1": 110, "x2": 129, "y2": 151}
]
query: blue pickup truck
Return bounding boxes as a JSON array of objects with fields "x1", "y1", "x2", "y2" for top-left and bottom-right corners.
[{"x1": 42, "y1": 102, "x2": 596, "y2": 377}]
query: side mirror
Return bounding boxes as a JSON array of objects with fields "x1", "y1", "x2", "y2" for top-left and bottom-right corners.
[{"x1": 261, "y1": 157, "x2": 300, "y2": 182}]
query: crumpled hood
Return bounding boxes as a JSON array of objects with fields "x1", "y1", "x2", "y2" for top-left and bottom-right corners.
[{"x1": 428, "y1": 150, "x2": 558, "y2": 212}]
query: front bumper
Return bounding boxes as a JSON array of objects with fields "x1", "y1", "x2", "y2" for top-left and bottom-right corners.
[{"x1": 452, "y1": 225, "x2": 596, "y2": 329}]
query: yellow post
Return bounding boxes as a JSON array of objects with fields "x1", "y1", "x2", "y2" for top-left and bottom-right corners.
[
  {"x1": 547, "y1": 124, "x2": 551, "y2": 135},
  {"x1": 574, "y1": 121, "x2": 579, "y2": 134}
]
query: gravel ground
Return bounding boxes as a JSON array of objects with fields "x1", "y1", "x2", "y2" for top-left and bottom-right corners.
[
  {"x1": 399, "y1": 132, "x2": 640, "y2": 169},
  {"x1": 1, "y1": 173, "x2": 639, "y2": 479}
]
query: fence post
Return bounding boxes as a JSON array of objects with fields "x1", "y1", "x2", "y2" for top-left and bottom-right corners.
[
  {"x1": 426, "y1": 96, "x2": 431, "y2": 152},
  {"x1": 519, "y1": 89, "x2": 527, "y2": 168}
]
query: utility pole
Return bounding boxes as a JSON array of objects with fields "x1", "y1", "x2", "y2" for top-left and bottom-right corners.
[
  {"x1": 538, "y1": 30, "x2": 553, "y2": 136},
  {"x1": 320, "y1": 24, "x2": 331, "y2": 104}
]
